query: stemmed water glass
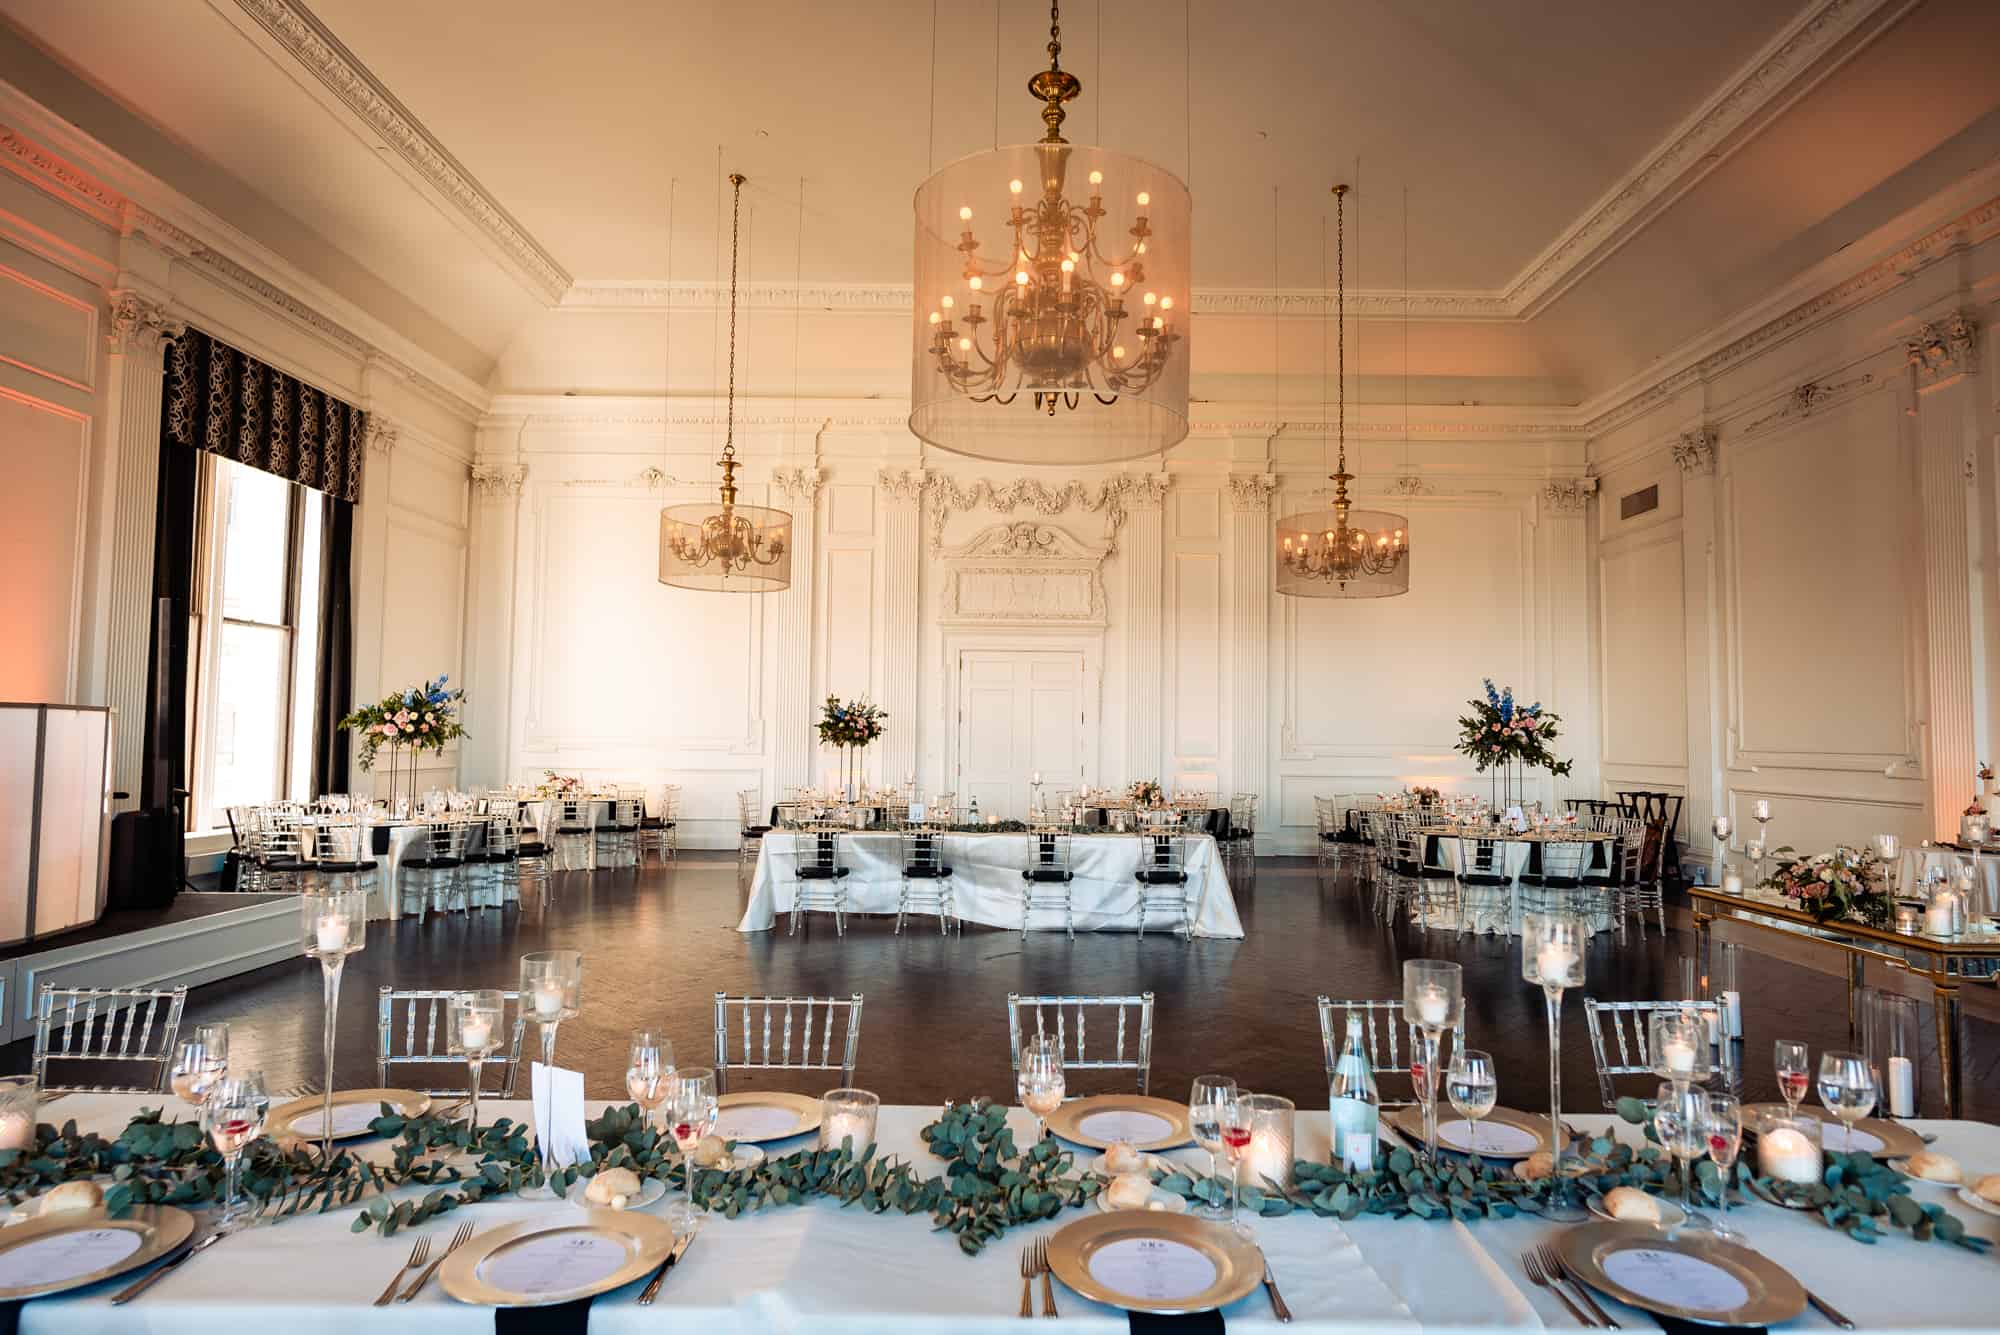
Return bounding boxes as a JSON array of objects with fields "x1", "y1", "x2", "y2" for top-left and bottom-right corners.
[
  {"x1": 1652, "y1": 1081, "x2": 1712, "y2": 1234},
  {"x1": 203, "y1": 1071, "x2": 270, "y2": 1235},
  {"x1": 1817, "y1": 1051, "x2": 1877, "y2": 1153},
  {"x1": 1017, "y1": 1035, "x2": 1065, "y2": 1143},
  {"x1": 1188, "y1": 1075, "x2": 1237, "y2": 1221},
  {"x1": 448, "y1": 990, "x2": 504, "y2": 1144},
  {"x1": 1446, "y1": 1050, "x2": 1498, "y2": 1156},
  {"x1": 1522, "y1": 914, "x2": 1587, "y2": 1221},
  {"x1": 627, "y1": 1030, "x2": 675, "y2": 1131},
  {"x1": 301, "y1": 887, "x2": 366, "y2": 1164},
  {"x1": 1401, "y1": 960, "x2": 1463, "y2": 1167},
  {"x1": 1707, "y1": 1093, "x2": 1745, "y2": 1241},
  {"x1": 170, "y1": 1023, "x2": 230, "y2": 1112},
  {"x1": 519, "y1": 950, "x2": 582, "y2": 1069},
  {"x1": 1218, "y1": 1094, "x2": 1256, "y2": 1238},
  {"x1": 662, "y1": 1067, "x2": 718, "y2": 1229},
  {"x1": 1774, "y1": 1039, "x2": 1810, "y2": 1117}
]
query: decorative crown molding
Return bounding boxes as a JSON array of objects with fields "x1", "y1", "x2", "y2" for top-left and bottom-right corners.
[
  {"x1": 1741, "y1": 373, "x2": 1875, "y2": 437},
  {"x1": 876, "y1": 468, "x2": 929, "y2": 503},
  {"x1": 225, "y1": 0, "x2": 570, "y2": 303},
  {"x1": 105, "y1": 289, "x2": 185, "y2": 353},
  {"x1": 1541, "y1": 479, "x2": 1594, "y2": 514},
  {"x1": 1389, "y1": 475, "x2": 1432, "y2": 497},
  {"x1": 1671, "y1": 426, "x2": 1719, "y2": 475},
  {"x1": 921, "y1": 476, "x2": 1137, "y2": 556},
  {"x1": 771, "y1": 465, "x2": 826, "y2": 502},
  {"x1": 361, "y1": 415, "x2": 399, "y2": 456},
  {"x1": 1906, "y1": 310, "x2": 1978, "y2": 384},
  {"x1": 470, "y1": 460, "x2": 526, "y2": 496},
  {"x1": 1226, "y1": 473, "x2": 1279, "y2": 511},
  {"x1": 1122, "y1": 471, "x2": 1173, "y2": 509}
]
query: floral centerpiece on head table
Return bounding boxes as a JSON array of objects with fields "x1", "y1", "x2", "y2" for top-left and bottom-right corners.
[
  {"x1": 1760, "y1": 845, "x2": 1892, "y2": 927},
  {"x1": 1128, "y1": 779, "x2": 1163, "y2": 808},
  {"x1": 818, "y1": 697, "x2": 887, "y2": 800},
  {"x1": 537, "y1": 770, "x2": 582, "y2": 798},
  {"x1": 337, "y1": 675, "x2": 465, "y2": 808}
]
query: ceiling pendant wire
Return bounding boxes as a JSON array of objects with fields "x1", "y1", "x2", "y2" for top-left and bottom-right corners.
[
  {"x1": 993, "y1": 0, "x2": 1002, "y2": 149},
  {"x1": 1272, "y1": 185, "x2": 1280, "y2": 447},
  {"x1": 792, "y1": 177, "x2": 805, "y2": 456},
  {"x1": 1184, "y1": 0, "x2": 1192, "y2": 182},
  {"x1": 1401, "y1": 184, "x2": 1411, "y2": 477},
  {"x1": 926, "y1": 0, "x2": 938, "y2": 173},
  {"x1": 710, "y1": 144, "x2": 725, "y2": 458},
  {"x1": 662, "y1": 176, "x2": 677, "y2": 468},
  {"x1": 1095, "y1": 0, "x2": 1102, "y2": 143}
]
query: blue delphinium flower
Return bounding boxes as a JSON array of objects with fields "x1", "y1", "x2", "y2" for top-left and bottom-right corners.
[
  {"x1": 1500, "y1": 686, "x2": 1514, "y2": 723},
  {"x1": 1484, "y1": 679, "x2": 1500, "y2": 709}
]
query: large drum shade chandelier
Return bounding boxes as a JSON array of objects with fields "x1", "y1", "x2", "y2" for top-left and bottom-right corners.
[
  {"x1": 909, "y1": 2, "x2": 1191, "y2": 465},
  {"x1": 659, "y1": 173, "x2": 792, "y2": 593},
  {"x1": 1275, "y1": 185, "x2": 1409, "y2": 599}
]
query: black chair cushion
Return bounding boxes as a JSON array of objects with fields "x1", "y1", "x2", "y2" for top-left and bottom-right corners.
[
  {"x1": 1457, "y1": 872, "x2": 1509, "y2": 887},
  {"x1": 742, "y1": 825, "x2": 772, "y2": 838},
  {"x1": 519, "y1": 842, "x2": 549, "y2": 856},
  {"x1": 312, "y1": 859, "x2": 377, "y2": 873},
  {"x1": 1136, "y1": 869, "x2": 1189, "y2": 885},
  {"x1": 904, "y1": 865, "x2": 953, "y2": 879},
  {"x1": 479, "y1": 849, "x2": 519, "y2": 863},
  {"x1": 797, "y1": 866, "x2": 849, "y2": 880},
  {"x1": 1518, "y1": 874, "x2": 1583, "y2": 889},
  {"x1": 1392, "y1": 860, "x2": 1454, "y2": 880},
  {"x1": 1023, "y1": 868, "x2": 1074, "y2": 884},
  {"x1": 557, "y1": 825, "x2": 594, "y2": 835},
  {"x1": 261, "y1": 858, "x2": 311, "y2": 873},
  {"x1": 640, "y1": 817, "x2": 675, "y2": 829},
  {"x1": 403, "y1": 855, "x2": 464, "y2": 871}
]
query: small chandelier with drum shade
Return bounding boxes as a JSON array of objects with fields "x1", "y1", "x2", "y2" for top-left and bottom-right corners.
[
  {"x1": 908, "y1": 0, "x2": 1191, "y2": 465},
  {"x1": 1275, "y1": 185, "x2": 1410, "y2": 599},
  {"x1": 658, "y1": 173, "x2": 792, "y2": 593}
]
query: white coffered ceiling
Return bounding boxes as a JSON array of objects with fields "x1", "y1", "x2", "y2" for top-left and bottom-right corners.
[{"x1": 3, "y1": 0, "x2": 1997, "y2": 404}]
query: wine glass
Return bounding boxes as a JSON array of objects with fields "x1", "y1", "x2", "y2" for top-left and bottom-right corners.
[
  {"x1": 170, "y1": 1022, "x2": 229, "y2": 1111},
  {"x1": 1816, "y1": 1051, "x2": 1877, "y2": 1152},
  {"x1": 1446, "y1": 1050, "x2": 1498, "y2": 1155},
  {"x1": 448, "y1": 990, "x2": 505, "y2": 1144},
  {"x1": 1219, "y1": 1094, "x2": 1257, "y2": 1238},
  {"x1": 1188, "y1": 1075, "x2": 1237, "y2": 1221},
  {"x1": 1017, "y1": 1035, "x2": 1065, "y2": 1143},
  {"x1": 627, "y1": 1030, "x2": 675, "y2": 1130},
  {"x1": 662, "y1": 1067, "x2": 718, "y2": 1229},
  {"x1": 1773, "y1": 1039, "x2": 1810, "y2": 1116},
  {"x1": 1652, "y1": 1081, "x2": 1712, "y2": 1233},
  {"x1": 1706, "y1": 1093, "x2": 1745, "y2": 1241},
  {"x1": 202, "y1": 1071, "x2": 270, "y2": 1234}
]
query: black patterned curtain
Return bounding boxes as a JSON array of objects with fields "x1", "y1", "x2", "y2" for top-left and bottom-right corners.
[{"x1": 162, "y1": 328, "x2": 365, "y2": 502}]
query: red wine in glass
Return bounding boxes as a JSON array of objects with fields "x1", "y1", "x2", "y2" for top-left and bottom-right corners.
[
  {"x1": 1221, "y1": 1126, "x2": 1252, "y2": 1159},
  {"x1": 1778, "y1": 1071, "x2": 1809, "y2": 1105},
  {"x1": 1708, "y1": 1134, "x2": 1731, "y2": 1158}
]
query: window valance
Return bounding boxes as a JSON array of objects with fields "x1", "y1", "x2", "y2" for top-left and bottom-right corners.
[{"x1": 163, "y1": 328, "x2": 366, "y2": 503}]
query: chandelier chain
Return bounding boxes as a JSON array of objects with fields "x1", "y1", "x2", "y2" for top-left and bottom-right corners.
[
  {"x1": 1335, "y1": 183, "x2": 1345, "y2": 475},
  {"x1": 1048, "y1": 0, "x2": 1062, "y2": 70},
  {"x1": 723, "y1": 172, "x2": 744, "y2": 460}
]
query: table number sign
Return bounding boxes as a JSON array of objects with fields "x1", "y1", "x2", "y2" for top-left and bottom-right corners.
[{"x1": 531, "y1": 1062, "x2": 590, "y2": 1168}]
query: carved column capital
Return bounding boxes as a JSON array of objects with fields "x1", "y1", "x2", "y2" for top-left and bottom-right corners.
[
  {"x1": 1672, "y1": 426, "x2": 1718, "y2": 475},
  {"x1": 771, "y1": 465, "x2": 825, "y2": 503},
  {"x1": 471, "y1": 460, "x2": 526, "y2": 497},
  {"x1": 877, "y1": 467, "x2": 929, "y2": 504},
  {"x1": 1541, "y1": 479, "x2": 1594, "y2": 515},
  {"x1": 1226, "y1": 473, "x2": 1279, "y2": 512},
  {"x1": 1907, "y1": 310, "x2": 1978, "y2": 385},
  {"x1": 362, "y1": 415, "x2": 399, "y2": 456},
  {"x1": 105, "y1": 289, "x2": 184, "y2": 354},
  {"x1": 1121, "y1": 471, "x2": 1172, "y2": 510}
]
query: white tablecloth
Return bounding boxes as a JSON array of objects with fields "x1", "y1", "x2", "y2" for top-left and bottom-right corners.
[
  {"x1": 1419, "y1": 833, "x2": 1617, "y2": 937},
  {"x1": 1898, "y1": 847, "x2": 2000, "y2": 912},
  {"x1": 17, "y1": 1094, "x2": 2000, "y2": 1333},
  {"x1": 739, "y1": 831, "x2": 1245, "y2": 938}
]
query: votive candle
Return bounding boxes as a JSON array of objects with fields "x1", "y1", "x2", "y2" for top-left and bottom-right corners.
[{"x1": 1757, "y1": 1120, "x2": 1823, "y2": 1184}]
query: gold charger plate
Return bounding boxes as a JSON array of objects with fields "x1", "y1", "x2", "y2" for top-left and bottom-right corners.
[
  {"x1": 442, "y1": 1210, "x2": 678, "y2": 1307},
  {"x1": 1557, "y1": 1221, "x2": 1806, "y2": 1327},
  {"x1": 1387, "y1": 1105, "x2": 1552, "y2": 1160},
  {"x1": 712, "y1": 1090, "x2": 821, "y2": 1143},
  {"x1": 270, "y1": 1088, "x2": 431, "y2": 1142},
  {"x1": 0, "y1": 1205, "x2": 195, "y2": 1300},
  {"x1": 1742, "y1": 1104, "x2": 1925, "y2": 1159},
  {"x1": 1047, "y1": 1210, "x2": 1261, "y2": 1315},
  {"x1": 1045, "y1": 1096, "x2": 1193, "y2": 1152}
]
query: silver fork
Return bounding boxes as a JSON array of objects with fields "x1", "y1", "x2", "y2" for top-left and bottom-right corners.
[
  {"x1": 1537, "y1": 1243, "x2": 1617, "y2": 1329},
  {"x1": 396, "y1": 1220, "x2": 474, "y2": 1303},
  {"x1": 1523, "y1": 1248, "x2": 1595, "y2": 1327},
  {"x1": 374, "y1": 1235, "x2": 430, "y2": 1306},
  {"x1": 1034, "y1": 1236, "x2": 1057, "y2": 1317},
  {"x1": 1018, "y1": 1244, "x2": 1035, "y2": 1318}
]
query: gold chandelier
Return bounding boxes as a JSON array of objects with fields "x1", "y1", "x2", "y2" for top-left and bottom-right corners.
[
  {"x1": 658, "y1": 173, "x2": 792, "y2": 593},
  {"x1": 1275, "y1": 185, "x2": 1410, "y2": 599},
  {"x1": 909, "y1": 1, "x2": 1191, "y2": 465}
]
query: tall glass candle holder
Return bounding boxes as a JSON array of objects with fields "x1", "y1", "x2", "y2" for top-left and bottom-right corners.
[
  {"x1": 1401, "y1": 960, "x2": 1463, "y2": 1165},
  {"x1": 818, "y1": 1088, "x2": 880, "y2": 1151},
  {"x1": 1522, "y1": 911, "x2": 1588, "y2": 1221},
  {"x1": 301, "y1": 886, "x2": 367, "y2": 1162},
  {"x1": 1650, "y1": 1009, "x2": 1713, "y2": 1089},
  {"x1": 1861, "y1": 989, "x2": 1922, "y2": 1118},
  {"x1": 1711, "y1": 815, "x2": 1731, "y2": 887},
  {"x1": 448, "y1": 989, "x2": 505, "y2": 1143},
  {"x1": 0, "y1": 1076, "x2": 36, "y2": 1152},
  {"x1": 519, "y1": 950, "x2": 583, "y2": 1069},
  {"x1": 1238, "y1": 1093, "x2": 1295, "y2": 1193}
]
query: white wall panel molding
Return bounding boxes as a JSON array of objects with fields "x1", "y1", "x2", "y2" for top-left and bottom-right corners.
[
  {"x1": 1120, "y1": 475, "x2": 1169, "y2": 784},
  {"x1": 1226, "y1": 476, "x2": 1275, "y2": 827},
  {"x1": 936, "y1": 522, "x2": 1109, "y2": 629},
  {"x1": 768, "y1": 476, "x2": 819, "y2": 796},
  {"x1": 878, "y1": 474, "x2": 923, "y2": 785}
]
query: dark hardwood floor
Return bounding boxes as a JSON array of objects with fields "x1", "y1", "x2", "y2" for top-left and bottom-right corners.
[{"x1": 11, "y1": 854, "x2": 1994, "y2": 1120}]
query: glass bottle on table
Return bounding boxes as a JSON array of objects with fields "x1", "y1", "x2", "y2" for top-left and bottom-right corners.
[
  {"x1": 1816, "y1": 1051, "x2": 1877, "y2": 1154},
  {"x1": 1773, "y1": 1039, "x2": 1810, "y2": 1116},
  {"x1": 202, "y1": 1071, "x2": 270, "y2": 1235},
  {"x1": 1328, "y1": 1012, "x2": 1379, "y2": 1173},
  {"x1": 1018, "y1": 1035, "x2": 1065, "y2": 1142},
  {"x1": 1188, "y1": 1075, "x2": 1237, "y2": 1220},
  {"x1": 1446, "y1": 1049, "x2": 1498, "y2": 1157}
]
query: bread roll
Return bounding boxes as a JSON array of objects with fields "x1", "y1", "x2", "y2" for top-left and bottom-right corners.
[
  {"x1": 584, "y1": 1166, "x2": 643, "y2": 1208},
  {"x1": 691, "y1": 1135, "x2": 730, "y2": 1168},
  {"x1": 1516, "y1": 1151, "x2": 1555, "y2": 1182},
  {"x1": 1602, "y1": 1186, "x2": 1662, "y2": 1222},
  {"x1": 1105, "y1": 1172, "x2": 1155, "y2": 1210},
  {"x1": 37, "y1": 1180, "x2": 103, "y2": 1216},
  {"x1": 1972, "y1": 1173, "x2": 2000, "y2": 1205},
  {"x1": 1103, "y1": 1141, "x2": 1145, "y2": 1175},
  {"x1": 1902, "y1": 1150, "x2": 1963, "y2": 1184}
]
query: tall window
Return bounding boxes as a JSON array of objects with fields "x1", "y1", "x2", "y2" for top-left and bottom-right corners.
[{"x1": 187, "y1": 455, "x2": 323, "y2": 831}]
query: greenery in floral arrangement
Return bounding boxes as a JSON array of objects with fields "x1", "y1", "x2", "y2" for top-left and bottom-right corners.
[
  {"x1": 1758, "y1": 844, "x2": 1893, "y2": 927},
  {"x1": 1455, "y1": 679, "x2": 1572, "y2": 776},
  {"x1": 818, "y1": 696, "x2": 887, "y2": 748},
  {"x1": 1128, "y1": 779, "x2": 1163, "y2": 806},
  {"x1": 338, "y1": 675, "x2": 466, "y2": 770}
]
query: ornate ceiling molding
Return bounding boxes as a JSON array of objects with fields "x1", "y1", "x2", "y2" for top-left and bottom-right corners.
[
  {"x1": 105, "y1": 289, "x2": 185, "y2": 353},
  {"x1": 1540, "y1": 479, "x2": 1595, "y2": 514},
  {"x1": 1740, "y1": 373, "x2": 1875, "y2": 438},
  {"x1": 921, "y1": 476, "x2": 1140, "y2": 556},
  {"x1": 772, "y1": 465, "x2": 827, "y2": 501},
  {"x1": 876, "y1": 468, "x2": 929, "y2": 503},
  {"x1": 1672, "y1": 427, "x2": 1718, "y2": 475},
  {"x1": 225, "y1": 0, "x2": 570, "y2": 303},
  {"x1": 361, "y1": 415, "x2": 398, "y2": 455},
  {"x1": 1906, "y1": 310, "x2": 1978, "y2": 384},
  {"x1": 470, "y1": 460, "x2": 526, "y2": 496}
]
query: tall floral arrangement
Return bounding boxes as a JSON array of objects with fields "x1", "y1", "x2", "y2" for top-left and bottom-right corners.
[
  {"x1": 338, "y1": 675, "x2": 466, "y2": 771},
  {"x1": 817, "y1": 697, "x2": 887, "y2": 749},
  {"x1": 1760, "y1": 845, "x2": 1891, "y2": 927},
  {"x1": 1129, "y1": 779, "x2": 1163, "y2": 807},
  {"x1": 1454, "y1": 679, "x2": 1572, "y2": 776}
]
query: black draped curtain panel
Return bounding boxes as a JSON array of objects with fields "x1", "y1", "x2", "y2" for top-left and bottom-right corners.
[
  {"x1": 313, "y1": 496, "x2": 355, "y2": 796},
  {"x1": 162, "y1": 329, "x2": 366, "y2": 502}
]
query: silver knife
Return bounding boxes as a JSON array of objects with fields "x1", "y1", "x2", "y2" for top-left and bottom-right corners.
[
  {"x1": 110, "y1": 1231, "x2": 223, "y2": 1305},
  {"x1": 1807, "y1": 1289, "x2": 1856, "y2": 1329},
  {"x1": 637, "y1": 1230, "x2": 697, "y2": 1305}
]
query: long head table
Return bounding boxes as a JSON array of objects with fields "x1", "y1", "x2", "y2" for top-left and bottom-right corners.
[
  {"x1": 15, "y1": 1094, "x2": 2000, "y2": 1332},
  {"x1": 738, "y1": 830, "x2": 1245, "y2": 937}
]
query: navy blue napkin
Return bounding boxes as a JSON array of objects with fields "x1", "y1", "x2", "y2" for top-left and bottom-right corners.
[
  {"x1": 1128, "y1": 1312, "x2": 1223, "y2": 1333},
  {"x1": 1655, "y1": 1319, "x2": 1762, "y2": 1335},
  {"x1": 371, "y1": 825, "x2": 391, "y2": 855},
  {"x1": 496, "y1": 1296, "x2": 592, "y2": 1334},
  {"x1": 0, "y1": 1300, "x2": 20, "y2": 1335}
]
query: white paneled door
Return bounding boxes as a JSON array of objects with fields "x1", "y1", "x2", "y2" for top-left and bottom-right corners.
[{"x1": 956, "y1": 651, "x2": 1084, "y2": 820}]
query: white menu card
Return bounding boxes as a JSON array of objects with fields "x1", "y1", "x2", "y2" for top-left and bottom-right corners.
[
  {"x1": 480, "y1": 1231, "x2": 628, "y2": 1296},
  {"x1": 1601, "y1": 1248, "x2": 1750, "y2": 1312},
  {"x1": 0, "y1": 1228, "x2": 143, "y2": 1288},
  {"x1": 1076, "y1": 1111, "x2": 1175, "y2": 1144},
  {"x1": 1087, "y1": 1236, "x2": 1217, "y2": 1302}
]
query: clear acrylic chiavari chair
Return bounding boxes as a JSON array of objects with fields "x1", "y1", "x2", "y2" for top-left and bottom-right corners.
[
  {"x1": 1135, "y1": 828, "x2": 1194, "y2": 939},
  {"x1": 1007, "y1": 992, "x2": 1155, "y2": 1095},
  {"x1": 400, "y1": 820, "x2": 472, "y2": 916},
  {"x1": 597, "y1": 796, "x2": 644, "y2": 868},
  {"x1": 1582, "y1": 998, "x2": 1725, "y2": 1109},
  {"x1": 377, "y1": 987, "x2": 528, "y2": 1097},
  {"x1": 639, "y1": 785, "x2": 681, "y2": 864},
  {"x1": 32, "y1": 983, "x2": 188, "y2": 1094},
  {"x1": 473, "y1": 810, "x2": 522, "y2": 909},
  {"x1": 711, "y1": 992, "x2": 864, "y2": 1094},
  {"x1": 1314, "y1": 996, "x2": 1464, "y2": 1109},
  {"x1": 738, "y1": 788, "x2": 771, "y2": 870},
  {"x1": 1021, "y1": 823, "x2": 1077, "y2": 938},
  {"x1": 897, "y1": 819, "x2": 956, "y2": 935},
  {"x1": 789, "y1": 825, "x2": 850, "y2": 935},
  {"x1": 554, "y1": 796, "x2": 597, "y2": 871}
]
